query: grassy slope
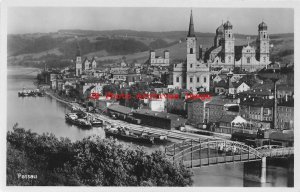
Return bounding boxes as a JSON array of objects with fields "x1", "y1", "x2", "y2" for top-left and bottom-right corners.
[{"x1": 8, "y1": 31, "x2": 294, "y2": 66}]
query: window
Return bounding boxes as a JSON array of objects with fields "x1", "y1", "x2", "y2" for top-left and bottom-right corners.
[
  {"x1": 197, "y1": 77, "x2": 200, "y2": 82},
  {"x1": 190, "y1": 48, "x2": 193, "y2": 54},
  {"x1": 229, "y1": 34, "x2": 231, "y2": 38},
  {"x1": 176, "y1": 77, "x2": 179, "y2": 83},
  {"x1": 190, "y1": 64, "x2": 193, "y2": 68},
  {"x1": 228, "y1": 56, "x2": 231, "y2": 63},
  {"x1": 204, "y1": 77, "x2": 207, "y2": 83},
  {"x1": 264, "y1": 34, "x2": 266, "y2": 38},
  {"x1": 190, "y1": 77, "x2": 193, "y2": 83},
  {"x1": 247, "y1": 57, "x2": 251, "y2": 63}
]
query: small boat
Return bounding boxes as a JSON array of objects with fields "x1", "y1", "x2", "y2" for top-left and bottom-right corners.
[
  {"x1": 90, "y1": 119, "x2": 103, "y2": 127},
  {"x1": 65, "y1": 113, "x2": 92, "y2": 129},
  {"x1": 36, "y1": 91, "x2": 45, "y2": 97},
  {"x1": 65, "y1": 113, "x2": 78, "y2": 123},
  {"x1": 76, "y1": 119, "x2": 92, "y2": 129},
  {"x1": 153, "y1": 135, "x2": 169, "y2": 144},
  {"x1": 18, "y1": 88, "x2": 43, "y2": 97},
  {"x1": 104, "y1": 126, "x2": 155, "y2": 144}
]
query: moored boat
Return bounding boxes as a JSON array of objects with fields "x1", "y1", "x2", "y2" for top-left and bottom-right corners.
[
  {"x1": 65, "y1": 113, "x2": 92, "y2": 129},
  {"x1": 65, "y1": 113, "x2": 78, "y2": 123},
  {"x1": 90, "y1": 119, "x2": 103, "y2": 127},
  {"x1": 104, "y1": 126, "x2": 155, "y2": 144},
  {"x1": 76, "y1": 118, "x2": 92, "y2": 129}
]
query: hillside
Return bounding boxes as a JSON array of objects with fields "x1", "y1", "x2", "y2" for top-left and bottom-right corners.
[{"x1": 7, "y1": 30, "x2": 294, "y2": 68}]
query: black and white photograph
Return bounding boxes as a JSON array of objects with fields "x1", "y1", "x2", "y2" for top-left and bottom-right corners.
[{"x1": 1, "y1": 0, "x2": 299, "y2": 189}]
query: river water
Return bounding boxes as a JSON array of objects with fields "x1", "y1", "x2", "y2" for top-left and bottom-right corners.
[{"x1": 7, "y1": 67, "x2": 294, "y2": 187}]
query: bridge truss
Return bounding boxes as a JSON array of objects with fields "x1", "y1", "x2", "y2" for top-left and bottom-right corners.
[{"x1": 165, "y1": 139, "x2": 293, "y2": 168}]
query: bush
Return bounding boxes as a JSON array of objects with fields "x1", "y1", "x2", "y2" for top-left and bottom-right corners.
[{"x1": 7, "y1": 127, "x2": 193, "y2": 186}]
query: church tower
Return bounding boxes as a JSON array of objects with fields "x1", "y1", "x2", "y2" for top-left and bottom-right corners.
[
  {"x1": 186, "y1": 10, "x2": 197, "y2": 72},
  {"x1": 75, "y1": 42, "x2": 82, "y2": 76},
  {"x1": 256, "y1": 21, "x2": 270, "y2": 64},
  {"x1": 223, "y1": 21, "x2": 235, "y2": 65}
]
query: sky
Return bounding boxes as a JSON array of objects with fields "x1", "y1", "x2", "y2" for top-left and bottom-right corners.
[{"x1": 8, "y1": 7, "x2": 294, "y2": 35}]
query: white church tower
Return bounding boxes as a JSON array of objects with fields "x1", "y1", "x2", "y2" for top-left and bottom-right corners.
[
  {"x1": 186, "y1": 10, "x2": 197, "y2": 72},
  {"x1": 223, "y1": 21, "x2": 235, "y2": 65},
  {"x1": 75, "y1": 42, "x2": 82, "y2": 77},
  {"x1": 256, "y1": 21, "x2": 270, "y2": 65}
]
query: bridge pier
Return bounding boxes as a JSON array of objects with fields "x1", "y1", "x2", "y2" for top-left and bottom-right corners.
[{"x1": 260, "y1": 157, "x2": 267, "y2": 183}]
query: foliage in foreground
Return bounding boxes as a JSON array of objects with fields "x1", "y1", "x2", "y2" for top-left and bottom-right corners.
[{"x1": 7, "y1": 127, "x2": 193, "y2": 186}]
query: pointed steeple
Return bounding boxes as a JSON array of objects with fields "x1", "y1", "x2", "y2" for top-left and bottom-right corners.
[
  {"x1": 76, "y1": 42, "x2": 81, "y2": 57},
  {"x1": 187, "y1": 10, "x2": 195, "y2": 37},
  {"x1": 75, "y1": 36, "x2": 81, "y2": 57}
]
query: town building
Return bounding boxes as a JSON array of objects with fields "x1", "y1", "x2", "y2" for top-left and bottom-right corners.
[
  {"x1": 172, "y1": 11, "x2": 210, "y2": 93},
  {"x1": 214, "y1": 80, "x2": 228, "y2": 94},
  {"x1": 166, "y1": 90, "x2": 188, "y2": 116},
  {"x1": 239, "y1": 97, "x2": 273, "y2": 129},
  {"x1": 276, "y1": 99, "x2": 294, "y2": 130},
  {"x1": 126, "y1": 68, "x2": 142, "y2": 85},
  {"x1": 186, "y1": 98, "x2": 206, "y2": 127},
  {"x1": 205, "y1": 96, "x2": 238, "y2": 124},
  {"x1": 110, "y1": 67, "x2": 129, "y2": 82},
  {"x1": 277, "y1": 84, "x2": 294, "y2": 99},
  {"x1": 74, "y1": 43, "x2": 97, "y2": 76},
  {"x1": 228, "y1": 81, "x2": 250, "y2": 95},
  {"x1": 96, "y1": 96, "x2": 118, "y2": 113},
  {"x1": 132, "y1": 109, "x2": 186, "y2": 130},
  {"x1": 149, "y1": 50, "x2": 170, "y2": 67},
  {"x1": 107, "y1": 104, "x2": 133, "y2": 120},
  {"x1": 76, "y1": 79, "x2": 108, "y2": 100}
]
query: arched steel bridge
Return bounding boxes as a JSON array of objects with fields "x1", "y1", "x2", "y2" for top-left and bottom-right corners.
[{"x1": 165, "y1": 139, "x2": 294, "y2": 168}]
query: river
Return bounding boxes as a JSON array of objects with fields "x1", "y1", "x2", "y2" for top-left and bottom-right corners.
[{"x1": 7, "y1": 67, "x2": 294, "y2": 187}]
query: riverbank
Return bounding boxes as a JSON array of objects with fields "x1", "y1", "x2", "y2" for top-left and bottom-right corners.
[{"x1": 44, "y1": 90, "x2": 74, "y2": 106}]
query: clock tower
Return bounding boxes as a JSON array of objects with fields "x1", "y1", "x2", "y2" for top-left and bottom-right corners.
[{"x1": 187, "y1": 10, "x2": 197, "y2": 72}]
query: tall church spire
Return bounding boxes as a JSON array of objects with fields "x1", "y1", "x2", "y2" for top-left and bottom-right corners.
[
  {"x1": 76, "y1": 42, "x2": 81, "y2": 57},
  {"x1": 187, "y1": 10, "x2": 195, "y2": 37},
  {"x1": 75, "y1": 36, "x2": 81, "y2": 57}
]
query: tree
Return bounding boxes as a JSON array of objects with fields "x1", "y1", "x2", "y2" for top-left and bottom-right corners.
[{"x1": 7, "y1": 127, "x2": 193, "y2": 186}]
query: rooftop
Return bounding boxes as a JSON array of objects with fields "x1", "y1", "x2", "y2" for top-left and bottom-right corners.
[
  {"x1": 277, "y1": 99, "x2": 294, "y2": 107},
  {"x1": 206, "y1": 95, "x2": 237, "y2": 106},
  {"x1": 133, "y1": 109, "x2": 185, "y2": 121},
  {"x1": 240, "y1": 98, "x2": 273, "y2": 108},
  {"x1": 107, "y1": 104, "x2": 132, "y2": 114},
  {"x1": 215, "y1": 79, "x2": 228, "y2": 88},
  {"x1": 219, "y1": 114, "x2": 236, "y2": 123}
]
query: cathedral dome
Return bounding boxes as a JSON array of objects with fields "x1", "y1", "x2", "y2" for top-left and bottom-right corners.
[
  {"x1": 223, "y1": 20, "x2": 233, "y2": 29},
  {"x1": 216, "y1": 24, "x2": 224, "y2": 34},
  {"x1": 258, "y1": 21, "x2": 268, "y2": 30}
]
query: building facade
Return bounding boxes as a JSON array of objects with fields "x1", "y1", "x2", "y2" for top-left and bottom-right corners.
[
  {"x1": 149, "y1": 50, "x2": 170, "y2": 67},
  {"x1": 205, "y1": 21, "x2": 271, "y2": 72},
  {"x1": 239, "y1": 98, "x2": 273, "y2": 129},
  {"x1": 75, "y1": 43, "x2": 97, "y2": 77},
  {"x1": 276, "y1": 100, "x2": 294, "y2": 130}
]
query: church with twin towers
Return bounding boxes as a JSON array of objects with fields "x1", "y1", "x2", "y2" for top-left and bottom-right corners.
[{"x1": 172, "y1": 10, "x2": 271, "y2": 93}]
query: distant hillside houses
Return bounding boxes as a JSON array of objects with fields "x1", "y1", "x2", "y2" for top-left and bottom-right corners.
[{"x1": 148, "y1": 50, "x2": 170, "y2": 67}]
